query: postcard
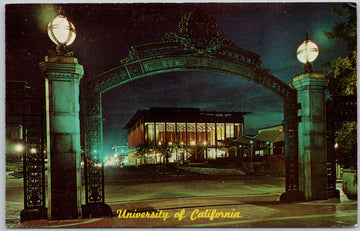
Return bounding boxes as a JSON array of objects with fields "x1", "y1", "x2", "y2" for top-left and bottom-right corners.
[{"x1": 5, "y1": 2, "x2": 357, "y2": 228}]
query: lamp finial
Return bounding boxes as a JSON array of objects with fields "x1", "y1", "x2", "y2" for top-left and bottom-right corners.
[{"x1": 58, "y1": 6, "x2": 64, "y2": 15}]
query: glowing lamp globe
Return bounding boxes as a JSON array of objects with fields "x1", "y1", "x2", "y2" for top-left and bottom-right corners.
[
  {"x1": 296, "y1": 40, "x2": 319, "y2": 64},
  {"x1": 47, "y1": 14, "x2": 76, "y2": 46},
  {"x1": 15, "y1": 144, "x2": 24, "y2": 152}
]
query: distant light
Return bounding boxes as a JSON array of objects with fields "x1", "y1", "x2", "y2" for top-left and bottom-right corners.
[
  {"x1": 296, "y1": 39, "x2": 319, "y2": 64},
  {"x1": 30, "y1": 148, "x2": 37, "y2": 154},
  {"x1": 190, "y1": 141, "x2": 196, "y2": 146},
  {"x1": 250, "y1": 140, "x2": 254, "y2": 144},
  {"x1": 334, "y1": 143, "x2": 339, "y2": 149},
  {"x1": 95, "y1": 163, "x2": 102, "y2": 168},
  {"x1": 168, "y1": 141, "x2": 173, "y2": 146},
  {"x1": 203, "y1": 141, "x2": 207, "y2": 146},
  {"x1": 15, "y1": 144, "x2": 24, "y2": 152},
  {"x1": 47, "y1": 14, "x2": 76, "y2": 46}
]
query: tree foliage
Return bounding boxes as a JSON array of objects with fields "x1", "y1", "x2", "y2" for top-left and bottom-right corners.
[
  {"x1": 325, "y1": 51, "x2": 357, "y2": 96},
  {"x1": 323, "y1": 3, "x2": 357, "y2": 52},
  {"x1": 323, "y1": 3, "x2": 357, "y2": 168},
  {"x1": 323, "y1": 3, "x2": 357, "y2": 97}
]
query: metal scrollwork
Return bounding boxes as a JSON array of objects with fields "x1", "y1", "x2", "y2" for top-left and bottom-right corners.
[
  {"x1": 283, "y1": 94, "x2": 300, "y2": 192},
  {"x1": 6, "y1": 82, "x2": 46, "y2": 210},
  {"x1": 83, "y1": 92, "x2": 105, "y2": 204},
  {"x1": 85, "y1": 157, "x2": 104, "y2": 203},
  {"x1": 162, "y1": 10, "x2": 234, "y2": 55},
  {"x1": 23, "y1": 116, "x2": 46, "y2": 209},
  {"x1": 125, "y1": 62, "x2": 143, "y2": 78}
]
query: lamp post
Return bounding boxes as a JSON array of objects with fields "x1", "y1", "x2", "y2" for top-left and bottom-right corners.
[
  {"x1": 238, "y1": 144, "x2": 243, "y2": 168},
  {"x1": 266, "y1": 141, "x2": 270, "y2": 155},
  {"x1": 292, "y1": 34, "x2": 329, "y2": 201},
  {"x1": 15, "y1": 143, "x2": 23, "y2": 160},
  {"x1": 15, "y1": 144, "x2": 24, "y2": 171},
  {"x1": 40, "y1": 8, "x2": 84, "y2": 219},
  {"x1": 250, "y1": 140, "x2": 254, "y2": 174}
]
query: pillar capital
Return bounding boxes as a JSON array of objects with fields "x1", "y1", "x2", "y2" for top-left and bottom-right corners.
[
  {"x1": 292, "y1": 72, "x2": 328, "y2": 91},
  {"x1": 39, "y1": 56, "x2": 84, "y2": 80}
]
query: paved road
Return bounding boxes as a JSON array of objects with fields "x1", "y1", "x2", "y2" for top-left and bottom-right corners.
[
  {"x1": 104, "y1": 165, "x2": 285, "y2": 203},
  {"x1": 6, "y1": 165, "x2": 358, "y2": 228}
]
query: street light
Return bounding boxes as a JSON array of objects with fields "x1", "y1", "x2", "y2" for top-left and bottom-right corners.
[
  {"x1": 15, "y1": 144, "x2": 24, "y2": 152},
  {"x1": 296, "y1": 33, "x2": 319, "y2": 73},
  {"x1": 15, "y1": 144, "x2": 24, "y2": 160},
  {"x1": 47, "y1": 8, "x2": 76, "y2": 55},
  {"x1": 15, "y1": 144, "x2": 24, "y2": 172}
]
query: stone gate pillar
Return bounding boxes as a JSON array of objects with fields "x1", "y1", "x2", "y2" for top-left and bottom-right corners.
[
  {"x1": 40, "y1": 56, "x2": 84, "y2": 219},
  {"x1": 292, "y1": 72, "x2": 328, "y2": 201}
]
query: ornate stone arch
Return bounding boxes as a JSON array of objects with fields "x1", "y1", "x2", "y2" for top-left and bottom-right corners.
[{"x1": 81, "y1": 10, "x2": 300, "y2": 207}]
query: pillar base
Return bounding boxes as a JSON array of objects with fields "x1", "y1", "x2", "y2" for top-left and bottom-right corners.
[
  {"x1": 20, "y1": 208, "x2": 47, "y2": 222},
  {"x1": 280, "y1": 191, "x2": 305, "y2": 203},
  {"x1": 328, "y1": 189, "x2": 340, "y2": 199},
  {"x1": 82, "y1": 203, "x2": 113, "y2": 218}
]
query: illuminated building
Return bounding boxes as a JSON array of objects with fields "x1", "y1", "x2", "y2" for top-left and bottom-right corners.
[
  {"x1": 125, "y1": 107, "x2": 249, "y2": 165},
  {"x1": 223, "y1": 124, "x2": 285, "y2": 175}
]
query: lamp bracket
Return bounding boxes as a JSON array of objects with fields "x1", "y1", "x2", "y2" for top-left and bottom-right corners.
[
  {"x1": 48, "y1": 44, "x2": 74, "y2": 57},
  {"x1": 304, "y1": 62, "x2": 313, "y2": 73}
]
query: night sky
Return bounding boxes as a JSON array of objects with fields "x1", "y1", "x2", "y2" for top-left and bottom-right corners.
[{"x1": 5, "y1": 2, "x2": 350, "y2": 153}]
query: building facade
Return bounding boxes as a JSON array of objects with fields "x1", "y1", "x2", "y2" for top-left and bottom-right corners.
[
  {"x1": 223, "y1": 124, "x2": 285, "y2": 175},
  {"x1": 125, "y1": 107, "x2": 249, "y2": 165}
]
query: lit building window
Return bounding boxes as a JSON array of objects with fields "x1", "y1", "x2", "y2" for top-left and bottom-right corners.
[{"x1": 124, "y1": 107, "x2": 249, "y2": 165}]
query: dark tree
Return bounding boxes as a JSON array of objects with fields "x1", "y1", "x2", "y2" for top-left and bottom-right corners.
[{"x1": 323, "y1": 3, "x2": 357, "y2": 169}]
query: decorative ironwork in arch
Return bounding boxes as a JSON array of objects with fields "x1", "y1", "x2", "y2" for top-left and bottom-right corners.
[
  {"x1": 87, "y1": 10, "x2": 295, "y2": 99},
  {"x1": 82, "y1": 10, "x2": 299, "y2": 205}
]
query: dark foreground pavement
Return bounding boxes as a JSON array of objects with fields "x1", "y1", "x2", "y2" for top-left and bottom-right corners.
[
  {"x1": 6, "y1": 166, "x2": 358, "y2": 228},
  {"x1": 16, "y1": 194, "x2": 357, "y2": 228}
]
